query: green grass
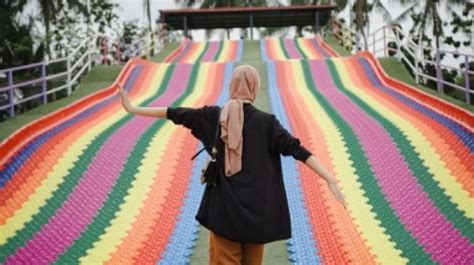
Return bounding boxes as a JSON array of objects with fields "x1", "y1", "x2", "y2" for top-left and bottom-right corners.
[
  {"x1": 151, "y1": 42, "x2": 180, "y2": 62},
  {"x1": 323, "y1": 35, "x2": 352, "y2": 56},
  {"x1": 0, "y1": 65, "x2": 122, "y2": 143},
  {"x1": 242, "y1": 40, "x2": 262, "y2": 61}
]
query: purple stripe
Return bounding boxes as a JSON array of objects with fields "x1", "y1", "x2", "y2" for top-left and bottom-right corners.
[
  {"x1": 284, "y1": 39, "x2": 302, "y2": 59},
  {"x1": 309, "y1": 60, "x2": 474, "y2": 264},
  {"x1": 5, "y1": 64, "x2": 193, "y2": 264},
  {"x1": 201, "y1": 41, "x2": 219, "y2": 62},
  {"x1": 310, "y1": 38, "x2": 330, "y2": 58}
]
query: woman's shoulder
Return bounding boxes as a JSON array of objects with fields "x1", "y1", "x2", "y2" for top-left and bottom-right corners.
[{"x1": 245, "y1": 105, "x2": 277, "y2": 124}]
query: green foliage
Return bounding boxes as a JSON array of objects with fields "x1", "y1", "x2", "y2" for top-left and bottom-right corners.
[{"x1": 0, "y1": 1, "x2": 44, "y2": 68}]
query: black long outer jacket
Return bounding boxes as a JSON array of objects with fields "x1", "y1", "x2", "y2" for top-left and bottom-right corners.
[{"x1": 167, "y1": 103, "x2": 311, "y2": 244}]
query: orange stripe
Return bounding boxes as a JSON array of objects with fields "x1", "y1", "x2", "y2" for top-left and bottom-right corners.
[
  {"x1": 107, "y1": 64, "x2": 225, "y2": 263},
  {"x1": 301, "y1": 39, "x2": 322, "y2": 59},
  {"x1": 105, "y1": 128, "x2": 188, "y2": 264},
  {"x1": 0, "y1": 65, "x2": 157, "y2": 225},
  {"x1": 223, "y1": 41, "x2": 235, "y2": 61},
  {"x1": 131, "y1": 64, "x2": 224, "y2": 263},
  {"x1": 181, "y1": 42, "x2": 202, "y2": 63},
  {"x1": 163, "y1": 41, "x2": 187, "y2": 63},
  {"x1": 317, "y1": 35, "x2": 339, "y2": 57},
  {"x1": 276, "y1": 61, "x2": 375, "y2": 264},
  {"x1": 266, "y1": 39, "x2": 278, "y2": 60}
]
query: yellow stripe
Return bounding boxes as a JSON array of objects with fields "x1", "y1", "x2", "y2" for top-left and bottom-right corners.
[
  {"x1": 217, "y1": 41, "x2": 230, "y2": 63},
  {"x1": 297, "y1": 38, "x2": 319, "y2": 59},
  {"x1": 79, "y1": 63, "x2": 211, "y2": 263},
  {"x1": 0, "y1": 64, "x2": 165, "y2": 244},
  {"x1": 333, "y1": 58, "x2": 474, "y2": 219},
  {"x1": 289, "y1": 60, "x2": 407, "y2": 264},
  {"x1": 186, "y1": 42, "x2": 206, "y2": 63},
  {"x1": 273, "y1": 38, "x2": 287, "y2": 60}
]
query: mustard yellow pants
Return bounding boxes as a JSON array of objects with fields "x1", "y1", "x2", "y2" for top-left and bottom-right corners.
[{"x1": 209, "y1": 231, "x2": 265, "y2": 265}]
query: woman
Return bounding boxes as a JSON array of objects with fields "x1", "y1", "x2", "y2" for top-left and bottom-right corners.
[{"x1": 120, "y1": 65, "x2": 346, "y2": 265}]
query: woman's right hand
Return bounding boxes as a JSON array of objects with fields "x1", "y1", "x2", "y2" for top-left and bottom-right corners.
[{"x1": 119, "y1": 86, "x2": 133, "y2": 112}]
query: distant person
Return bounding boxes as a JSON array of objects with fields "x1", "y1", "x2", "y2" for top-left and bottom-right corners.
[{"x1": 119, "y1": 65, "x2": 346, "y2": 264}]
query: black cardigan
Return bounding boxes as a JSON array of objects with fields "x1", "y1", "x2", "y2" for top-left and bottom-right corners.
[{"x1": 167, "y1": 104, "x2": 311, "y2": 244}]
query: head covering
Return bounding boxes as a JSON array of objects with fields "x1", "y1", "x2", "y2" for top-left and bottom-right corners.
[{"x1": 220, "y1": 65, "x2": 260, "y2": 176}]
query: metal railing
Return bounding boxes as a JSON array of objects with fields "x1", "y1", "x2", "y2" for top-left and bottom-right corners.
[
  {"x1": 328, "y1": 19, "x2": 473, "y2": 105},
  {"x1": 0, "y1": 31, "x2": 161, "y2": 119}
]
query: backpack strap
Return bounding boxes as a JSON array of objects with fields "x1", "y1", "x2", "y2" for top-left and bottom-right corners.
[{"x1": 191, "y1": 107, "x2": 221, "y2": 161}]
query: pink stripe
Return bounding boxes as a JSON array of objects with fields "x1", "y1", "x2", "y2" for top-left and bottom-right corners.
[
  {"x1": 284, "y1": 39, "x2": 301, "y2": 59},
  {"x1": 308, "y1": 60, "x2": 474, "y2": 264},
  {"x1": 309, "y1": 38, "x2": 330, "y2": 58},
  {"x1": 201, "y1": 41, "x2": 219, "y2": 61},
  {"x1": 5, "y1": 64, "x2": 193, "y2": 264}
]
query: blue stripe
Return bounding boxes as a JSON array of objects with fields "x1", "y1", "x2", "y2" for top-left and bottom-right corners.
[
  {"x1": 158, "y1": 62, "x2": 234, "y2": 265},
  {"x1": 358, "y1": 58, "x2": 474, "y2": 152},
  {"x1": 0, "y1": 65, "x2": 144, "y2": 188},
  {"x1": 260, "y1": 39, "x2": 269, "y2": 62},
  {"x1": 267, "y1": 61, "x2": 321, "y2": 264},
  {"x1": 236, "y1": 40, "x2": 244, "y2": 61}
]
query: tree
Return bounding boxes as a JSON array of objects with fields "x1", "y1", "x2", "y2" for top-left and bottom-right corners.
[
  {"x1": 143, "y1": 0, "x2": 152, "y2": 31},
  {"x1": 0, "y1": 0, "x2": 44, "y2": 69}
]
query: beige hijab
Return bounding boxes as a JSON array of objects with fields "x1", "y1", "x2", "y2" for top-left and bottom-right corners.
[{"x1": 220, "y1": 65, "x2": 260, "y2": 176}]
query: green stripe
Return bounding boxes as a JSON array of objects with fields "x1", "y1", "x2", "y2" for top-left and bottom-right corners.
[
  {"x1": 54, "y1": 63, "x2": 201, "y2": 263},
  {"x1": 279, "y1": 38, "x2": 290, "y2": 59},
  {"x1": 195, "y1": 42, "x2": 209, "y2": 62},
  {"x1": 326, "y1": 58, "x2": 474, "y2": 243},
  {"x1": 293, "y1": 39, "x2": 308, "y2": 60},
  {"x1": 213, "y1": 41, "x2": 224, "y2": 61},
  {"x1": 300, "y1": 60, "x2": 433, "y2": 264},
  {"x1": 0, "y1": 65, "x2": 174, "y2": 264}
]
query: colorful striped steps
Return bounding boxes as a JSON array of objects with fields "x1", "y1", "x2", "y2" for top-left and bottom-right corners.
[
  {"x1": 0, "y1": 58, "x2": 236, "y2": 264},
  {"x1": 164, "y1": 39, "x2": 243, "y2": 63},
  {"x1": 266, "y1": 54, "x2": 473, "y2": 264},
  {"x1": 1, "y1": 36, "x2": 473, "y2": 265}
]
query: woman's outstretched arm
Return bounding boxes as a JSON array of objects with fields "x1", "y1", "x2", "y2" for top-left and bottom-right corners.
[
  {"x1": 305, "y1": 155, "x2": 347, "y2": 208},
  {"x1": 120, "y1": 86, "x2": 167, "y2": 118}
]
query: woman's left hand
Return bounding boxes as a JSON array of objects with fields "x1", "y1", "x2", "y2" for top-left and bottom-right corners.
[{"x1": 328, "y1": 181, "x2": 346, "y2": 209}]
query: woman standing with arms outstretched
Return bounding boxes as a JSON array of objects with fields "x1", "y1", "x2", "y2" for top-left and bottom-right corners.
[{"x1": 120, "y1": 65, "x2": 346, "y2": 265}]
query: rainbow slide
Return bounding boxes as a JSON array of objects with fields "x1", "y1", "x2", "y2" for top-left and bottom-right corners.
[
  {"x1": 0, "y1": 39, "x2": 241, "y2": 263},
  {"x1": 262, "y1": 39, "x2": 474, "y2": 264},
  {"x1": 261, "y1": 35, "x2": 338, "y2": 60},
  {"x1": 1, "y1": 36, "x2": 473, "y2": 265},
  {"x1": 163, "y1": 39, "x2": 243, "y2": 63}
]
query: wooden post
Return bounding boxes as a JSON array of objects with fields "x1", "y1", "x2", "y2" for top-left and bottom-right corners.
[
  {"x1": 436, "y1": 49, "x2": 443, "y2": 94},
  {"x1": 249, "y1": 13, "x2": 254, "y2": 40},
  {"x1": 67, "y1": 55, "x2": 72, "y2": 96},
  {"x1": 314, "y1": 11, "x2": 320, "y2": 33},
  {"x1": 8, "y1": 70, "x2": 14, "y2": 118},
  {"x1": 183, "y1": 16, "x2": 188, "y2": 38},
  {"x1": 88, "y1": 36, "x2": 92, "y2": 71},
  {"x1": 373, "y1": 34, "x2": 375, "y2": 54},
  {"x1": 395, "y1": 28, "x2": 401, "y2": 61},
  {"x1": 42, "y1": 63, "x2": 47, "y2": 105},
  {"x1": 465, "y1": 55, "x2": 471, "y2": 105}
]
